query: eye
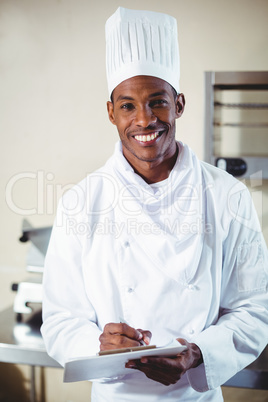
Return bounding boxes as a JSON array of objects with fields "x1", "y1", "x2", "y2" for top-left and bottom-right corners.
[
  {"x1": 150, "y1": 99, "x2": 168, "y2": 107},
  {"x1": 120, "y1": 103, "x2": 134, "y2": 111}
]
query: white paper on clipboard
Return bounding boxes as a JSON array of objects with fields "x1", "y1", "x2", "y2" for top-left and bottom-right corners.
[{"x1": 64, "y1": 340, "x2": 186, "y2": 383}]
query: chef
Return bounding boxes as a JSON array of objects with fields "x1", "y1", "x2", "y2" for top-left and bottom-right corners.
[{"x1": 41, "y1": 7, "x2": 268, "y2": 401}]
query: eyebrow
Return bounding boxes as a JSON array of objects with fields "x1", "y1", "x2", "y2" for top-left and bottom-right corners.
[
  {"x1": 149, "y1": 91, "x2": 169, "y2": 98},
  {"x1": 115, "y1": 91, "x2": 169, "y2": 103},
  {"x1": 115, "y1": 95, "x2": 135, "y2": 102}
]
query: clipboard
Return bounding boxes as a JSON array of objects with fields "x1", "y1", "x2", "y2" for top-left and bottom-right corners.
[{"x1": 64, "y1": 340, "x2": 186, "y2": 382}]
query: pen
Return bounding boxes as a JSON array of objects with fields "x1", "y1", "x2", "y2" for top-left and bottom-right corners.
[{"x1": 119, "y1": 317, "x2": 146, "y2": 346}]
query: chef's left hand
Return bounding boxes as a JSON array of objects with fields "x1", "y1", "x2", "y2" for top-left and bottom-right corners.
[{"x1": 125, "y1": 338, "x2": 203, "y2": 386}]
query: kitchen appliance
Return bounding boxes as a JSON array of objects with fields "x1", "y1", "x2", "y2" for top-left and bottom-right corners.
[
  {"x1": 204, "y1": 71, "x2": 268, "y2": 178},
  {"x1": 12, "y1": 219, "x2": 52, "y2": 321}
]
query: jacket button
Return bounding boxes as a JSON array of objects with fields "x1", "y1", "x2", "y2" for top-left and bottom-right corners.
[
  {"x1": 127, "y1": 287, "x2": 134, "y2": 293},
  {"x1": 187, "y1": 284, "x2": 196, "y2": 291},
  {"x1": 124, "y1": 241, "x2": 130, "y2": 248}
]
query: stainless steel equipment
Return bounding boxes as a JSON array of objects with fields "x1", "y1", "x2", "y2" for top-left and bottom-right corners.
[
  {"x1": 12, "y1": 219, "x2": 52, "y2": 321},
  {"x1": 204, "y1": 71, "x2": 268, "y2": 178}
]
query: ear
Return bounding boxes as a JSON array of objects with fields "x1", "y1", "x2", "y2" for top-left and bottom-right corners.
[
  {"x1": 107, "y1": 101, "x2": 116, "y2": 125},
  {"x1": 175, "y1": 93, "x2": 185, "y2": 118}
]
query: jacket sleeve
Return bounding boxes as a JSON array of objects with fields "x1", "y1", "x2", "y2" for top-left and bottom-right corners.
[
  {"x1": 41, "y1": 196, "x2": 101, "y2": 366},
  {"x1": 187, "y1": 186, "x2": 268, "y2": 392}
]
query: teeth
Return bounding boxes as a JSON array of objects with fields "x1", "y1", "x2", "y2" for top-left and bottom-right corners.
[{"x1": 134, "y1": 132, "x2": 159, "y2": 142}]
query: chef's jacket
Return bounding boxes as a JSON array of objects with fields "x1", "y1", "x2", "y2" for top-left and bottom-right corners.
[{"x1": 41, "y1": 141, "x2": 268, "y2": 401}]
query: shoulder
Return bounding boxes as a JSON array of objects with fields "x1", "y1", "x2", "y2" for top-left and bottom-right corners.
[
  {"x1": 199, "y1": 160, "x2": 247, "y2": 196},
  {"x1": 200, "y1": 160, "x2": 240, "y2": 186},
  {"x1": 199, "y1": 161, "x2": 257, "y2": 229}
]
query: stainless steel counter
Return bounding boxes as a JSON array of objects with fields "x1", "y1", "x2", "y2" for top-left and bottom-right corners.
[
  {"x1": 0, "y1": 306, "x2": 61, "y2": 368},
  {"x1": 0, "y1": 306, "x2": 61, "y2": 402}
]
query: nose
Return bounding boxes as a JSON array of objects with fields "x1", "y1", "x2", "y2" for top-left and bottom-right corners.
[{"x1": 134, "y1": 106, "x2": 157, "y2": 127}]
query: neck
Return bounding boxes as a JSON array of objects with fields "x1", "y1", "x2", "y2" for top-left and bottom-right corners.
[{"x1": 123, "y1": 144, "x2": 179, "y2": 184}]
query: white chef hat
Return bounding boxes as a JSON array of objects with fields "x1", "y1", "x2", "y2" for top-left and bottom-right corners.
[{"x1": 105, "y1": 7, "x2": 180, "y2": 98}]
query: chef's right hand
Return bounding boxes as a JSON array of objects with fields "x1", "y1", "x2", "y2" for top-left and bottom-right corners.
[{"x1": 99, "y1": 322, "x2": 151, "y2": 352}]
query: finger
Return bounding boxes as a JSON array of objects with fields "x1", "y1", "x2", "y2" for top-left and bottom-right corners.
[
  {"x1": 99, "y1": 336, "x2": 143, "y2": 351},
  {"x1": 125, "y1": 360, "x2": 138, "y2": 369},
  {"x1": 176, "y1": 337, "x2": 188, "y2": 346},
  {"x1": 126, "y1": 360, "x2": 181, "y2": 386},
  {"x1": 138, "y1": 356, "x2": 186, "y2": 381},
  {"x1": 139, "y1": 356, "x2": 181, "y2": 369},
  {"x1": 126, "y1": 357, "x2": 181, "y2": 372},
  {"x1": 176, "y1": 338, "x2": 203, "y2": 367},
  {"x1": 99, "y1": 323, "x2": 145, "y2": 351},
  {"x1": 99, "y1": 333, "x2": 143, "y2": 350},
  {"x1": 176, "y1": 338, "x2": 189, "y2": 354},
  {"x1": 137, "y1": 329, "x2": 152, "y2": 345},
  {"x1": 104, "y1": 322, "x2": 143, "y2": 342}
]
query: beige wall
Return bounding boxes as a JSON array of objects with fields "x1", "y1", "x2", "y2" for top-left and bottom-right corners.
[{"x1": 0, "y1": 0, "x2": 267, "y2": 400}]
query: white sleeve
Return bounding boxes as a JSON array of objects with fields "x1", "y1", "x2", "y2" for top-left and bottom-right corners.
[
  {"x1": 187, "y1": 188, "x2": 268, "y2": 392},
  {"x1": 41, "y1": 197, "x2": 101, "y2": 367}
]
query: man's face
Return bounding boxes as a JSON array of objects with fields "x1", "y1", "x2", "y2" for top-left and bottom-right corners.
[{"x1": 107, "y1": 76, "x2": 185, "y2": 170}]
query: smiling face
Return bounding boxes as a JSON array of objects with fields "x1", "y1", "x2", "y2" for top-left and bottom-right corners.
[{"x1": 107, "y1": 76, "x2": 185, "y2": 181}]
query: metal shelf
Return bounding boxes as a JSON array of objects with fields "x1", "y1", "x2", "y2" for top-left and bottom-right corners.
[
  {"x1": 214, "y1": 122, "x2": 268, "y2": 128},
  {"x1": 204, "y1": 71, "x2": 268, "y2": 179},
  {"x1": 214, "y1": 101, "x2": 268, "y2": 109}
]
